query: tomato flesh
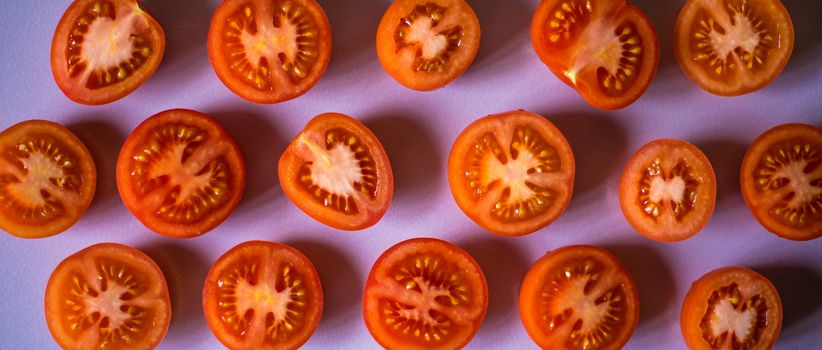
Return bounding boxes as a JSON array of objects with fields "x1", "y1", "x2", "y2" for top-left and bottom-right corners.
[{"x1": 45, "y1": 243, "x2": 171, "y2": 350}]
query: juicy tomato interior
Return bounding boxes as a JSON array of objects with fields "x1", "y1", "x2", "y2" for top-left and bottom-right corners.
[
  {"x1": 203, "y1": 241, "x2": 322, "y2": 350},
  {"x1": 51, "y1": 0, "x2": 165, "y2": 105},
  {"x1": 740, "y1": 123, "x2": 822, "y2": 240},
  {"x1": 447, "y1": 110, "x2": 575, "y2": 236},
  {"x1": 45, "y1": 243, "x2": 171, "y2": 350},
  {"x1": 376, "y1": 0, "x2": 481, "y2": 91},
  {"x1": 531, "y1": 0, "x2": 659, "y2": 110},
  {"x1": 674, "y1": 0, "x2": 794, "y2": 96},
  {"x1": 278, "y1": 113, "x2": 393, "y2": 230},
  {"x1": 0, "y1": 120, "x2": 96, "y2": 238},
  {"x1": 208, "y1": 0, "x2": 332, "y2": 103},
  {"x1": 681, "y1": 267, "x2": 782, "y2": 350},
  {"x1": 116, "y1": 109, "x2": 246, "y2": 238},
  {"x1": 619, "y1": 139, "x2": 716, "y2": 242},
  {"x1": 519, "y1": 245, "x2": 639, "y2": 350},
  {"x1": 363, "y1": 238, "x2": 487, "y2": 350}
]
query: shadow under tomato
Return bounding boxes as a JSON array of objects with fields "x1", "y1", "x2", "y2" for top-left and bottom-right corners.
[
  {"x1": 466, "y1": 0, "x2": 532, "y2": 73},
  {"x1": 67, "y1": 117, "x2": 127, "y2": 220},
  {"x1": 693, "y1": 138, "x2": 748, "y2": 205},
  {"x1": 319, "y1": 0, "x2": 387, "y2": 82},
  {"x1": 630, "y1": 0, "x2": 682, "y2": 82},
  {"x1": 781, "y1": 1, "x2": 822, "y2": 73},
  {"x1": 605, "y1": 244, "x2": 676, "y2": 327},
  {"x1": 753, "y1": 265, "x2": 822, "y2": 335}
]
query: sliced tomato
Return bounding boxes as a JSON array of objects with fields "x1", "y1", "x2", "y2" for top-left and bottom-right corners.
[
  {"x1": 376, "y1": 0, "x2": 481, "y2": 91},
  {"x1": 208, "y1": 0, "x2": 332, "y2": 103},
  {"x1": 447, "y1": 110, "x2": 575, "y2": 237},
  {"x1": 51, "y1": 0, "x2": 165, "y2": 105},
  {"x1": 278, "y1": 113, "x2": 393, "y2": 230},
  {"x1": 681, "y1": 266, "x2": 782, "y2": 350},
  {"x1": 740, "y1": 123, "x2": 822, "y2": 241},
  {"x1": 519, "y1": 245, "x2": 639, "y2": 350},
  {"x1": 618, "y1": 139, "x2": 716, "y2": 242},
  {"x1": 363, "y1": 238, "x2": 487, "y2": 350},
  {"x1": 45, "y1": 243, "x2": 171, "y2": 350},
  {"x1": 0, "y1": 120, "x2": 96, "y2": 238},
  {"x1": 531, "y1": 0, "x2": 659, "y2": 110},
  {"x1": 674, "y1": 0, "x2": 794, "y2": 96},
  {"x1": 203, "y1": 241, "x2": 323, "y2": 350},
  {"x1": 116, "y1": 109, "x2": 246, "y2": 238}
]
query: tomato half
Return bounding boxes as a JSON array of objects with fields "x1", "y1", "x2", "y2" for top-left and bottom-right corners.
[
  {"x1": 45, "y1": 243, "x2": 171, "y2": 350},
  {"x1": 618, "y1": 139, "x2": 716, "y2": 242},
  {"x1": 531, "y1": 0, "x2": 658, "y2": 110},
  {"x1": 376, "y1": 0, "x2": 481, "y2": 91},
  {"x1": 681, "y1": 266, "x2": 782, "y2": 350},
  {"x1": 116, "y1": 109, "x2": 246, "y2": 238},
  {"x1": 674, "y1": 0, "x2": 794, "y2": 96},
  {"x1": 0, "y1": 120, "x2": 96, "y2": 238},
  {"x1": 740, "y1": 123, "x2": 822, "y2": 241},
  {"x1": 51, "y1": 0, "x2": 165, "y2": 105},
  {"x1": 203, "y1": 241, "x2": 323, "y2": 350},
  {"x1": 448, "y1": 110, "x2": 575, "y2": 237},
  {"x1": 208, "y1": 0, "x2": 332, "y2": 103},
  {"x1": 363, "y1": 238, "x2": 487, "y2": 350},
  {"x1": 278, "y1": 113, "x2": 393, "y2": 230},
  {"x1": 519, "y1": 245, "x2": 639, "y2": 350}
]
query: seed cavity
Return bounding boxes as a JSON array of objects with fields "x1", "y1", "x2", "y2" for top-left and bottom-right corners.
[
  {"x1": 691, "y1": 2, "x2": 774, "y2": 76},
  {"x1": 754, "y1": 141, "x2": 822, "y2": 228},
  {"x1": 638, "y1": 158, "x2": 700, "y2": 221},
  {"x1": 596, "y1": 24, "x2": 642, "y2": 95},
  {"x1": 699, "y1": 283, "x2": 768, "y2": 349},
  {"x1": 544, "y1": 0, "x2": 592, "y2": 44},
  {"x1": 394, "y1": 3, "x2": 463, "y2": 73}
]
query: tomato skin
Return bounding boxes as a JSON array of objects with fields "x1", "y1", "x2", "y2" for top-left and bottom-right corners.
[
  {"x1": 116, "y1": 109, "x2": 246, "y2": 238},
  {"x1": 0, "y1": 120, "x2": 97, "y2": 239},
  {"x1": 51, "y1": 0, "x2": 166, "y2": 105},
  {"x1": 519, "y1": 245, "x2": 639, "y2": 350},
  {"x1": 278, "y1": 113, "x2": 394, "y2": 230}
]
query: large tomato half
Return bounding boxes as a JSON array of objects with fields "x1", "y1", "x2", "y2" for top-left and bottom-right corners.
[
  {"x1": 203, "y1": 241, "x2": 323, "y2": 350},
  {"x1": 376, "y1": 0, "x2": 481, "y2": 91},
  {"x1": 740, "y1": 123, "x2": 822, "y2": 240},
  {"x1": 519, "y1": 245, "x2": 639, "y2": 350},
  {"x1": 278, "y1": 113, "x2": 394, "y2": 230},
  {"x1": 674, "y1": 0, "x2": 794, "y2": 96},
  {"x1": 448, "y1": 110, "x2": 575, "y2": 237},
  {"x1": 0, "y1": 120, "x2": 96, "y2": 238},
  {"x1": 208, "y1": 0, "x2": 332, "y2": 103},
  {"x1": 363, "y1": 238, "x2": 487, "y2": 350},
  {"x1": 51, "y1": 0, "x2": 165, "y2": 105},
  {"x1": 45, "y1": 243, "x2": 171, "y2": 350},
  {"x1": 531, "y1": 0, "x2": 659, "y2": 110},
  {"x1": 116, "y1": 109, "x2": 246, "y2": 238}
]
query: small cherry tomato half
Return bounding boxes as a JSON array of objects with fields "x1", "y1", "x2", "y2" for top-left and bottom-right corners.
[
  {"x1": 519, "y1": 245, "x2": 639, "y2": 350},
  {"x1": 0, "y1": 120, "x2": 96, "y2": 239},
  {"x1": 681, "y1": 266, "x2": 782, "y2": 350},
  {"x1": 51, "y1": 0, "x2": 165, "y2": 105},
  {"x1": 740, "y1": 123, "x2": 822, "y2": 240},
  {"x1": 278, "y1": 113, "x2": 393, "y2": 230},
  {"x1": 619, "y1": 139, "x2": 716, "y2": 242},
  {"x1": 45, "y1": 243, "x2": 171, "y2": 350},
  {"x1": 208, "y1": 0, "x2": 332, "y2": 103},
  {"x1": 376, "y1": 0, "x2": 481, "y2": 91},
  {"x1": 448, "y1": 110, "x2": 575, "y2": 237},
  {"x1": 531, "y1": 0, "x2": 659, "y2": 110},
  {"x1": 674, "y1": 0, "x2": 794, "y2": 96},
  {"x1": 363, "y1": 238, "x2": 487, "y2": 350},
  {"x1": 203, "y1": 241, "x2": 323, "y2": 350},
  {"x1": 116, "y1": 109, "x2": 246, "y2": 238}
]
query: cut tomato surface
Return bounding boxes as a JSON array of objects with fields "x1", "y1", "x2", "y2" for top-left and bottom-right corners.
[
  {"x1": 519, "y1": 245, "x2": 639, "y2": 350},
  {"x1": 681, "y1": 266, "x2": 782, "y2": 350},
  {"x1": 376, "y1": 0, "x2": 481, "y2": 91},
  {"x1": 531, "y1": 0, "x2": 659, "y2": 110},
  {"x1": 203, "y1": 241, "x2": 323, "y2": 350},
  {"x1": 448, "y1": 110, "x2": 575, "y2": 237},
  {"x1": 51, "y1": 0, "x2": 165, "y2": 105},
  {"x1": 363, "y1": 238, "x2": 487, "y2": 350},
  {"x1": 116, "y1": 109, "x2": 246, "y2": 238},
  {"x1": 208, "y1": 0, "x2": 332, "y2": 103},
  {"x1": 45, "y1": 243, "x2": 171, "y2": 350},
  {"x1": 740, "y1": 123, "x2": 822, "y2": 240},
  {"x1": 619, "y1": 139, "x2": 716, "y2": 242},
  {"x1": 674, "y1": 0, "x2": 794, "y2": 96},
  {"x1": 278, "y1": 113, "x2": 393, "y2": 230},
  {"x1": 0, "y1": 120, "x2": 96, "y2": 238}
]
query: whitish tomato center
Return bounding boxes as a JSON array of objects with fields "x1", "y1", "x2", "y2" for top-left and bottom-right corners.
[
  {"x1": 406, "y1": 16, "x2": 447, "y2": 60},
  {"x1": 395, "y1": 4, "x2": 463, "y2": 73},
  {"x1": 708, "y1": 298, "x2": 756, "y2": 341},
  {"x1": 700, "y1": 283, "x2": 768, "y2": 349},
  {"x1": 639, "y1": 158, "x2": 699, "y2": 221},
  {"x1": 305, "y1": 140, "x2": 363, "y2": 197},
  {"x1": 755, "y1": 142, "x2": 822, "y2": 227},
  {"x1": 82, "y1": 12, "x2": 138, "y2": 71},
  {"x1": 648, "y1": 177, "x2": 686, "y2": 204}
]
